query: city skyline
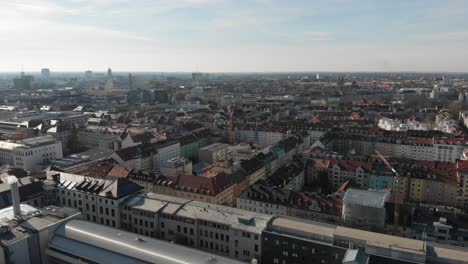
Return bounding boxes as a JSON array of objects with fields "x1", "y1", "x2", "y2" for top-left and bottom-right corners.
[{"x1": 1, "y1": 0, "x2": 467, "y2": 72}]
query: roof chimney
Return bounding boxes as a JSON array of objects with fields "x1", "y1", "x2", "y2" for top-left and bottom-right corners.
[{"x1": 5, "y1": 176, "x2": 21, "y2": 220}]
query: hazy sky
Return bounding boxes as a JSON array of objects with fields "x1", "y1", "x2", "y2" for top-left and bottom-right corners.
[{"x1": 1, "y1": 0, "x2": 467, "y2": 72}]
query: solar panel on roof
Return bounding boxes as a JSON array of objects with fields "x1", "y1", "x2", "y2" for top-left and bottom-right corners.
[
  {"x1": 63, "y1": 181, "x2": 72, "y2": 189},
  {"x1": 67, "y1": 182, "x2": 77, "y2": 190},
  {"x1": 92, "y1": 182, "x2": 105, "y2": 193},
  {"x1": 87, "y1": 181, "x2": 99, "y2": 191},
  {"x1": 75, "y1": 180, "x2": 87, "y2": 189}
]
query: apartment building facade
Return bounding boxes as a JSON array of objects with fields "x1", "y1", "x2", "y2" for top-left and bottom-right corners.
[
  {"x1": 110, "y1": 139, "x2": 180, "y2": 173},
  {"x1": 323, "y1": 131, "x2": 468, "y2": 163},
  {"x1": 120, "y1": 193, "x2": 272, "y2": 263},
  {"x1": 45, "y1": 170, "x2": 143, "y2": 228},
  {"x1": 237, "y1": 129, "x2": 288, "y2": 146},
  {"x1": 77, "y1": 129, "x2": 121, "y2": 150},
  {"x1": 329, "y1": 160, "x2": 372, "y2": 190}
]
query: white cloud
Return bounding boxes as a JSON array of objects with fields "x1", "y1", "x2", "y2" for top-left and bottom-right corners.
[
  {"x1": 0, "y1": 0, "x2": 73, "y2": 16},
  {"x1": 0, "y1": 1, "x2": 158, "y2": 72},
  {"x1": 59, "y1": 0, "x2": 219, "y2": 15},
  {"x1": 0, "y1": 0, "x2": 467, "y2": 72}
]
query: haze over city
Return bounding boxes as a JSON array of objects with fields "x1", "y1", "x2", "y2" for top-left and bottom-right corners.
[{"x1": 1, "y1": 0, "x2": 468, "y2": 72}]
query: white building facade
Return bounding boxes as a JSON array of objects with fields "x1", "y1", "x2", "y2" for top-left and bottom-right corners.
[
  {"x1": 111, "y1": 140, "x2": 180, "y2": 174},
  {"x1": 12, "y1": 135, "x2": 63, "y2": 171},
  {"x1": 237, "y1": 130, "x2": 287, "y2": 146}
]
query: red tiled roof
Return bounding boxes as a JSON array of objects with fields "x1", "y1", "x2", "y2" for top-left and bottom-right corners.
[
  {"x1": 107, "y1": 166, "x2": 130, "y2": 178},
  {"x1": 130, "y1": 131, "x2": 157, "y2": 143},
  {"x1": 158, "y1": 173, "x2": 233, "y2": 196},
  {"x1": 74, "y1": 160, "x2": 114, "y2": 178},
  {"x1": 414, "y1": 160, "x2": 435, "y2": 168},
  {"x1": 294, "y1": 192, "x2": 342, "y2": 216},
  {"x1": 435, "y1": 137, "x2": 468, "y2": 145},
  {"x1": 411, "y1": 138, "x2": 433, "y2": 145},
  {"x1": 457, "y1": 160, "x2": 468, "y2": 169},
  {"x1": 414, "y1": 160, "x2": 458, "y2": 184},
  {"x1": 310, "y1": 159, "x2": 330, "y2": 169},
  {"x1": 329, "y1": 159, "x2": 372, "y2": 172}
]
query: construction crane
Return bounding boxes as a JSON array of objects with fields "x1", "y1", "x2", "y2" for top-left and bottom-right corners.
[{"x1": 375, "y1": 149, "x2": 401, "y2": 231}]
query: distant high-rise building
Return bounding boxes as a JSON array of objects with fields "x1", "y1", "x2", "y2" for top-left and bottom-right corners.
[
  {"x1": 105, "y1": 79, "x2": 114, "y2": 91},
  {"x1": 85, "y1": 70, "x2": 93, "y2": 78},
  {"x1": 13, "y1": 72, "x2": 33, "y2": 90},
  {"x1": 129, "y1": 73, "x2": 133, "y2": 90},
  {"x1": 41, "y1": 68, "x2": 50, "y2": 79},
  {"x1": 107, "y1": 67, "x2": 113, "y2": 80},
  {"x1": 154, "y1": 89, "x2": 169, "y2": 103},
  {"x1": 192, "y1": 72, "x2": 204, "y2": 81},
  {"x1": 316, "y1": 73, "x2": 320, "y2": 80},
  {"x1": 338, "y1": 76, "x2": 345, "y2": 85}
]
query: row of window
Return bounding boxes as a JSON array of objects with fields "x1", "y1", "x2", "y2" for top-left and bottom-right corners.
[
  {"x1": 199, "y1": 220, "x2": 229, "y2": 230},
  {"x1": 199, "y1": 239, "x2": 230, "y2": 253},
  {"x1": 200, "y1": 229, "x2": 229, "y2": 242},
  {"x1": 61, "y1": 197, "x2": 115, "y2": 216},
  {"x1": 161, "y1": 213, "x2": 195, "y2": 224},
  {"x1": 60, "y1": 189, "x2": 116, "y2": 205}
]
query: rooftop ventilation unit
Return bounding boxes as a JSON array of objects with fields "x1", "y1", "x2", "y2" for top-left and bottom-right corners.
[{"x1": 5, "y1": 176, "x2": 22, "y2": 221}]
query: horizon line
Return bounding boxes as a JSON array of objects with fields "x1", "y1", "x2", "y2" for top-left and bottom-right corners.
[{"x1": 0, "y1": 70, "x2": 467, "y2": 74}]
